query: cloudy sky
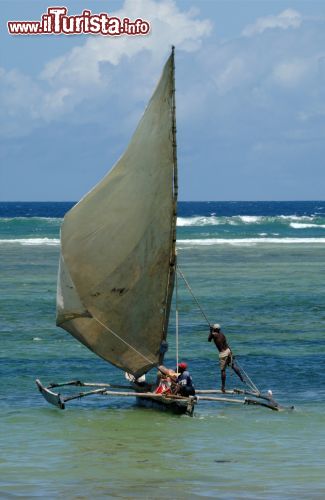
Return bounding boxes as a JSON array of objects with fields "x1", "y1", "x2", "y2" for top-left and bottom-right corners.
[{"x1": 1, "y1": 0, "x2": 325, "y2": 201}]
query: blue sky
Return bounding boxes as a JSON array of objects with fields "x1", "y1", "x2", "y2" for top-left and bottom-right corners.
[{"x1": 1, "y1": 0, "x2": 325, "y2": 201}]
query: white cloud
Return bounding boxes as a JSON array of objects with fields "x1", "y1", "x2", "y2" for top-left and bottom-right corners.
[
  {"x1": 213, "y1": 57, "x2": 250, "y2": 95},
  {"x1": 242, "y1": 9, "x2": 302, "y2": 37},
  {"x1": 0, "y1": 0, "x2": 212, "y2": 137},
  {"x1": 41, "y1": 0, "x2": 212, "y2": 87},
  {"x1": 0, "y1": 68, "x2": 43, "y2": 136},
  {"x1": 272, "y1": 59, "x2": 311, "y2": 88},
  {"x1": 191, "y1": 6, "x2": 325, "y2": 167}
]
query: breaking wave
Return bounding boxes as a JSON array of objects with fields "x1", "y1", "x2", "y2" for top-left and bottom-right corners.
[
  {"x1": 177, "y1": 238, "x2": 325, "y2": 246},
  {"x1": 0, "y1": 217, "x2": 61, "y2": 222},
  {"x1": 0, "y1": 238, "x2": 60, "y2": 246},
  {"x1": 177, "y1": 214, "x2": 322, "y2": 227},
  {"x1": 290, "y1": 223, "x2": 325, "y2": 229},
  {"x1": 177, "y1": 216, "x2": 221, "y2": 226}
]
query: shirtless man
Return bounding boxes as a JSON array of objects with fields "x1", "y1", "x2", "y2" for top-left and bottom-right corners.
[{"x1": 208, "y1": 323, "x2": 244, "y2": 392}]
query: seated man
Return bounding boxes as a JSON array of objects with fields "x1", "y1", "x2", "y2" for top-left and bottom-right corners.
[
  {"x1": 155, "y1": 372, "x2": 173, "y2": 394},
  {"x1": 156, "y1": 365, "x2": 178, "y2": 394},
  {"x1": 175, "y1": 362, "x2": 195, "y2": 397}
]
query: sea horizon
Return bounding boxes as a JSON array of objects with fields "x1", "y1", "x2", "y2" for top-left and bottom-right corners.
[{"x1": 1, "y1": 199, "x2": 325, "y2": 202}]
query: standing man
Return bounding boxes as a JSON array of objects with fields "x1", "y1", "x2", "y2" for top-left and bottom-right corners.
[{"x1": 208, "y1": 324, "x2": 244, "y2": 392}]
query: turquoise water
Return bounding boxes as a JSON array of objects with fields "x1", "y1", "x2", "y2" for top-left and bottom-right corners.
[{"x1": 1, "y1": 202, "x2": 325, "y2": 498}]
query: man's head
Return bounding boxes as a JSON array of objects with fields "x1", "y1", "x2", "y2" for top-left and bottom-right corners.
[
  {"x1": 177, "y1": 362, "x2": 188, "y2": 373},
  {"x1": 212, "y1": 323, "x2": 221, "y2": 332}
]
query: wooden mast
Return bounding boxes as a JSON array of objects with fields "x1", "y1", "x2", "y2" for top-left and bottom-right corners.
[{"x1": 160, "y1": 46, "x2": 178, "y2": 364}]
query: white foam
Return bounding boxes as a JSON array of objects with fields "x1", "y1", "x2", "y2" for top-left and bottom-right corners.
[
  {"x1": 279, "y1": 215, "x2": 314, "y2": 221},
  {"x1": 238, "y1": 216, "x2": 260, "y2": 223},
  {"x1": 0, "y1": 238, "x2": 60, "y2": 246},
  {"x1": 177, "y1": 216, "x2": 221, "y2": 227},
  {"x1": 177, "y1": 215, "x2": 265, "y2": 226},
  {"x1": 0, "y1": 217, "x2": 61, "y2": 222},
  {"x1": 176, "y1": 214, "x2": 325, "y2": 228},
  {"x1": 177, "y1": 238, "x2": 325, "y2": 246},
  {"x1": 290, "y1": 223, "x2": 325, "y2": 229}
]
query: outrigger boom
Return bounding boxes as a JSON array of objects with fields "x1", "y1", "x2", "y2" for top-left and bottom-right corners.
[
  {"x1": 36, "y1": 379, "x2": 197, "y2": 415},
  {"x1": 35, "y1": 379, "x2": 292, "y2": 414}
]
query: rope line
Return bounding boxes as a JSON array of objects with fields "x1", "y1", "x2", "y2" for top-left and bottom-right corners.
[
  {"x1": 92, "y1": 315, "x2": 156, "y2": 367},
  {"x1": 177, "y1": 266, "x2": 211, "y2": 327},
  {"x1": 235, "y1": 359, "x2": 260, "y2": 393}
]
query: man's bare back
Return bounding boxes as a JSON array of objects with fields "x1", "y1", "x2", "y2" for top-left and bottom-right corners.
[{"x1": 208, "y1": 329, "x2": 229, "y2": 352}]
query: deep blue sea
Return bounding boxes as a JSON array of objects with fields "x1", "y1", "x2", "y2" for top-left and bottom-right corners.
[{"x1": 1, "y1": 201, "x2": 325, "y2": 498}]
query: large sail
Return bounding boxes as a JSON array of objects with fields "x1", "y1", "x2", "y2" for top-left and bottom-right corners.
[{"x1": 56, "y1": 49, "x2": 177, "y2": 377}]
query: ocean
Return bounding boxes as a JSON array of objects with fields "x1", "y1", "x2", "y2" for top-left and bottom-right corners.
[{"x1": 1, "y1": 201, "x2": 324, "y2": 498}]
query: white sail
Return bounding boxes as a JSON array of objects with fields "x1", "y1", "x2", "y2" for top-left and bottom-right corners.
[{"x1": 56, "y1": 50, "x2": 177, "y2": 377}]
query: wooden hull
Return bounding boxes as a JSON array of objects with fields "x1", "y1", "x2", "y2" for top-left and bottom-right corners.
[
  {"x1": 132, "y1": 382, "x2": 196, "y2": 416},
  {"x1": 136, "y1": 394, "x2": 195, "y2": 416}
]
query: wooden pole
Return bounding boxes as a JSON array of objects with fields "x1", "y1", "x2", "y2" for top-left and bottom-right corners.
[
  {"x1": 63, "y1": 389, "x2": 192, "y2": 404},
  {"x1": 197, "y1": 396, "x2": 244, "y2": 404},
  {"x1": 160, "y1": 46, "x2": 178, "y2": 363},
  {"x1": 196, "y1": 389, "x2": 236, "y2": 395},
  {"x1": 175, "y1": 251, "x2": 179, "y2": 372},
  {"x1": 102, "y1": 390, "x2": 189, "y2": 400},
  {"x1": 49, "y1": 381, "x2": 133, "y2": 390},
  {"x1": 197, "y1": 395, "x2": 280, "y2": 410},
  {"x1": 63, "y1": 388, "x2": 108, "y2": 402}
]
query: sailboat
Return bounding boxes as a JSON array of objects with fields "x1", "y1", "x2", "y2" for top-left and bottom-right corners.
[
  {"x1": 36, "y1": 47, "x2": 195, "y2": 415},
  {"x1": 36, "y1": 48, "x2": 289, "y2": 415}
]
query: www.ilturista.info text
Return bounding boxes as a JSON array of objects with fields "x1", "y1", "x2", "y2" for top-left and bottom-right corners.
[{"x1": 7, "y1": 7, "x2": 151, "y2": 36}]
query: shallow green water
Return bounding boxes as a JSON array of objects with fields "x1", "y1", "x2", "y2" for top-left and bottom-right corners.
[
  {"x1": 1, "y1": 238, "x2": 325, "y2": 498},
  {"x1": 1, "y1": 405, "x2": 325, "y2": 498}
]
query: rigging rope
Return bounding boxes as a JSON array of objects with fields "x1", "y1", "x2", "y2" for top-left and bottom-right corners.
[
  {"x1": 92, "y1": 315, "x2": 156, "y2": 367},
  {"x1": 177, "y1": 266, "x2": 211, "y2": 327},
  {"x1": 235, "y1": 359, "x2": 260, "y2": 393},
  {"x1": 177, "y1": 265, "x2": 259, "y2": 394}
]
